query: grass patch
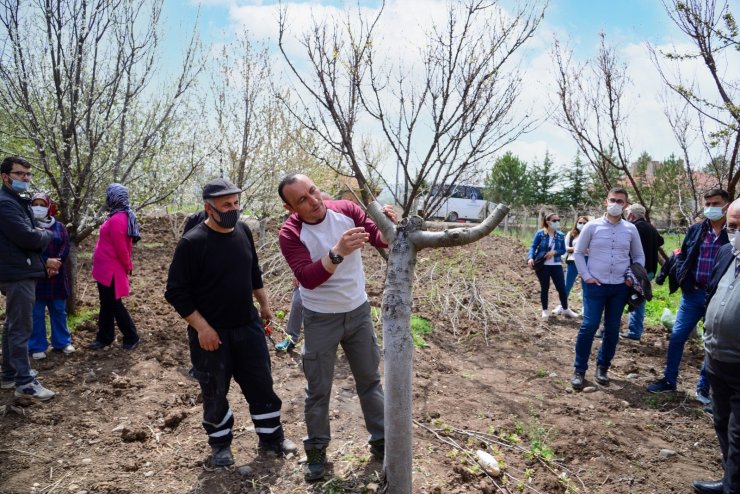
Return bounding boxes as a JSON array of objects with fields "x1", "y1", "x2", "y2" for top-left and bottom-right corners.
[
  {"x1": 411, "y1": 314, "x2": 432, "y2": 348},
  {"x1": 68, "y1": 307, "x2": 99, "y2": 332},
  {"x1": 644, "y1": 282, "x2": 682, "y2": 327},
  {"x1": 369, "y1": 309, "x2": 433, "y2": 348}
]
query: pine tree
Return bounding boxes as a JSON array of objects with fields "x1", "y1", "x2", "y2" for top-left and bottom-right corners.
[
  {"x1": 483, "y1": 152, "x2": 530, "y2": 207},
  {"x1": 528, "y1": 150, "x2": 558, "y2": 205},
  {"x1": 556, "y1": 153, "x2": 593, "y2": 210}
]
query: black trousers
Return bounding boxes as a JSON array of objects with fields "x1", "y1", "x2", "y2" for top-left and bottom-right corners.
[
  {"x1": 188, "y1": 320, "x2": 283, "y2": 447},
  {"x1": 96, "y1": 281, "x2": 138, "y2": 345},
  {"x1": 706, "y1": 354, "x2": 740, "y2": 493},
  {"x1": 535, "y1": 264, "x2": 568, "y2": 310}
]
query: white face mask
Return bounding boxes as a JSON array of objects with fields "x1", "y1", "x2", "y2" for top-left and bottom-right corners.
[
  {"x1": 607, "y1": 203, "x2": 623, "y2": 217},
  {"x1": 548, "y1": 221, "x2": 560, "y2": 231},
  {"x1": 32, "y1": 205, "x2": 49, "y2": 219},
  {"x1": 731, "y1": 232, "x2": 740, "y2": 253},
  {"x1": 576, "y1": 223, "x2": 584, "y2": 231}
]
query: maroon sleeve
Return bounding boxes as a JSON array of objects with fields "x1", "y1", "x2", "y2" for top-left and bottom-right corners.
[
  {"x1": 332, "y1": 200, "x2": 388, "y2": 249},
  {"x1": 278, "y1": 215, "x2": 332, "y2": 290}
]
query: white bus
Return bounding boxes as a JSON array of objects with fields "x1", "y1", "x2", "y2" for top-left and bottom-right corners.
[{"x1": 425, "y1": 184, "x2": 491, "y2": 222}]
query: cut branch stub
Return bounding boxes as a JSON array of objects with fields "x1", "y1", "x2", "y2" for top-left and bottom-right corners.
[{"x1": 408, "y1": 204, "x2": 510, "y2": 250}]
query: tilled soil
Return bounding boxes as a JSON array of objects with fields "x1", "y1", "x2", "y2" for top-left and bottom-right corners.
[{"x1": 0, "y1": 216, "x2": 720, "y2": 493}]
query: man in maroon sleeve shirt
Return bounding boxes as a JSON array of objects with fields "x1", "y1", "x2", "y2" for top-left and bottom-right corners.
[{"x1": 278, "y1": 173, "x2": 397, "y2": 481}]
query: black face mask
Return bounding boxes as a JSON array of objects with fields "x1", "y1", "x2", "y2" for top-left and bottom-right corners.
[{"x1": 211, "y1": 208, "x2": 240, "y2": 229}]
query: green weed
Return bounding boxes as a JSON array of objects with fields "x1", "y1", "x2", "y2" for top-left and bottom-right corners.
[
  {"x1": 411, "y1": 314, "x2": 433, "y2": 348},
  {"x1": 644, "y1": 395, "x2": 658, "y2": 409},
  {"x1": 321, "y1": 478, "x2": 348, "y2": 494},
  {"x1": 68, "y1": 307, "x2": 99, "y2": 332}
]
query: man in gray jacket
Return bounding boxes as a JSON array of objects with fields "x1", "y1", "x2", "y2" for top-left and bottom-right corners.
[
  {"x1": 692, "y1": 198, "x2": 740, "y2": 494},
  {"x1": 0, "y1": 156, "x2": 59, "y2": 400}
]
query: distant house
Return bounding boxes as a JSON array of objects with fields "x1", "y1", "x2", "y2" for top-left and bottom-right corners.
[{"x1": 628, "y1": 159, "x2": 722, "y2": 193}]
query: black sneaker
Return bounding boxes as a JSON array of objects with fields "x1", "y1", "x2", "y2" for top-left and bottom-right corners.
[
  {"x1": 303, "y1": 448, "x2": 327, "y2": 481},
  {"x1": 646, "y1": 377, "x2": 677, "y2": 393},
  {"x1": 571, "y1": 372, "x2": 585, "y2": 391},
  {"x1": 369, "y1": 438, "x2": 384, "y2": 460},
  {"x1": 258, "y1": 437, "x2": 298, "y2": 456},
  {"x1": 87, "y1": 340, "x2": 110, "y2": 350},
  {"x1": 210, "y1": 445, "x2": 234, "y2": 467},
  {"x1": 595, "y1": 366, "x2": 609, "y2": 386},
  {"x1": 122, "y1": 339, "x2": 140, "y2": 351}
]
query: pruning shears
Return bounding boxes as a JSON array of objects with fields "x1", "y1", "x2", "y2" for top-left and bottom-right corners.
[{"x1": 262, "y1": 319, "x2": 277, "y2": 348}]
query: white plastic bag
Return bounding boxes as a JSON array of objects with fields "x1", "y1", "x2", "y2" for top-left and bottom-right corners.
[{"x1": 660, "y1": 308, "x2": 675, "y2": 331}]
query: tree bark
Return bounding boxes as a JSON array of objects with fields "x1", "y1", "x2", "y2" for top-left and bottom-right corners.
[
  {"x1": 66, "y1": 243, "x2": 80, "y2": 315},
  {"x1": 371, "y1": 204, "x2": 510, "y2": 494}
]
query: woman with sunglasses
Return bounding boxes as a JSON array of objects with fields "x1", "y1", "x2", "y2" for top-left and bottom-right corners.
[{"x1": 528, "y1": 213, "x2": 579, "y2": 319}]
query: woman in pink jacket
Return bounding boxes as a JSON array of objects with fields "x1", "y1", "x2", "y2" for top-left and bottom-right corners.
[{"x1": 88, "y1": 184, "x2": 141, "y2": 350}]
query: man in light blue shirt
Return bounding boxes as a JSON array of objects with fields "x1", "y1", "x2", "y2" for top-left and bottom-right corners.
[{"x1": 571, "y1": 187, "x2": 645, "y2": 390}]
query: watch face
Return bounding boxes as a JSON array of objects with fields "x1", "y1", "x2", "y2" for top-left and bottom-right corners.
[{"x1": 330, "y1": 250, "x2": 343, "y2": 264}]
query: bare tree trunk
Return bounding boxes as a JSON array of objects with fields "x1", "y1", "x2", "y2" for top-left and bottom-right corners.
[
  {"x1": 66, "y1": 243, "x2": 80, "y2": 315},
  {"x1": 372, "y1": 204, "x2": 510, "y2": 494},
  {"x1": 381, "y1": 219, "x2": 417, "y2": 492}
]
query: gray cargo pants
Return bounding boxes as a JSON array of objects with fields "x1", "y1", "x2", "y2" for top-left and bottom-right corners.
[{"x1": 301, "y1": 301, "x2": 384, "y2": 450}]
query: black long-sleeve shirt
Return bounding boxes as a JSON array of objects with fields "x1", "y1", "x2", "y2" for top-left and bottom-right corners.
[
  {"x1": 633, "y1": 218, "x2": 664, "y2": 275},
  {"x1": 165, "y1": 222, "x2": 263, "y2": 329}
]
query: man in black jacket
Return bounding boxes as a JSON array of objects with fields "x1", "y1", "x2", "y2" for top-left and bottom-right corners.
[
  {"x1": 692, "y1": 198, "x2": 740, "y2": 494},
  {"x1": 648, "y1": 189, "x2": 730, "y2": 404},
  {"x1": 623, "y1": 204, "x2": 664, "y2": 341},
  {"x1": 165, "y1": 178, "x2": 296, "y2": 467},
  {"x1": 0, "y1": 156, "x2": 60, "y2": 401}
]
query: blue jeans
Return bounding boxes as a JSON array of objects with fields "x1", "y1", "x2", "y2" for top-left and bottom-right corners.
[
  {"x1": 30, "y1": 298, "x2": 71, "y2": 353},
  {"x1": 0, "y1": 279, "x2": 37, "y2": 386},
  {"x1": 663, "y1": 287, "x2": 707, "y2": 385},
  {"x1": 565, "y1": 262, "x2": 579, "y2": 297},
  {"x1": 574, "y1": 283, "x2": 628, "y2": 373},
  {"x1": 626, "y1": 272, "x2": 655, "y2": 339}
]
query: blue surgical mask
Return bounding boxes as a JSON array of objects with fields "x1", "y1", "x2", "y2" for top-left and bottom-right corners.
[
  {"x1": 548, "y1": 221, "x2": 560, "y2": 231},
  {"x1": 704, "y1": 207, "x2": 724, "y2": 221},
  {"x1": 11, "y1": 179, "x2": 29, "y2": 193}
]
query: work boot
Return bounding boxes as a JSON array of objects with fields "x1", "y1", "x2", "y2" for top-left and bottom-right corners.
[
  {"x1": 571, "y1": 371, "x2": 585, "y2": 391},
  {"x1": 595, "y1": 366, "x2": 610, "y2": 386},
  {"x1": 369, "y1": 438, "x2": 384, "y2": 460},
  {"x1": 692, "y1": 480, "x2": 723, "y2": 494},
  {"x1": 210, "y1": 445, "x2": 234, "y2": 467},
  {"x1": 303, "y1": 447, "x2": 327, "y2": 482},
  {"x1": 258, "y1": 437, "x2": 298, "y2": 457}
]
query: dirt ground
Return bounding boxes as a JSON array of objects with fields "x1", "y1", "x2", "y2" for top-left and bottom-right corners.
[{"x1": 0, "y1": 215, "x2": 721, "y2": 494}]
